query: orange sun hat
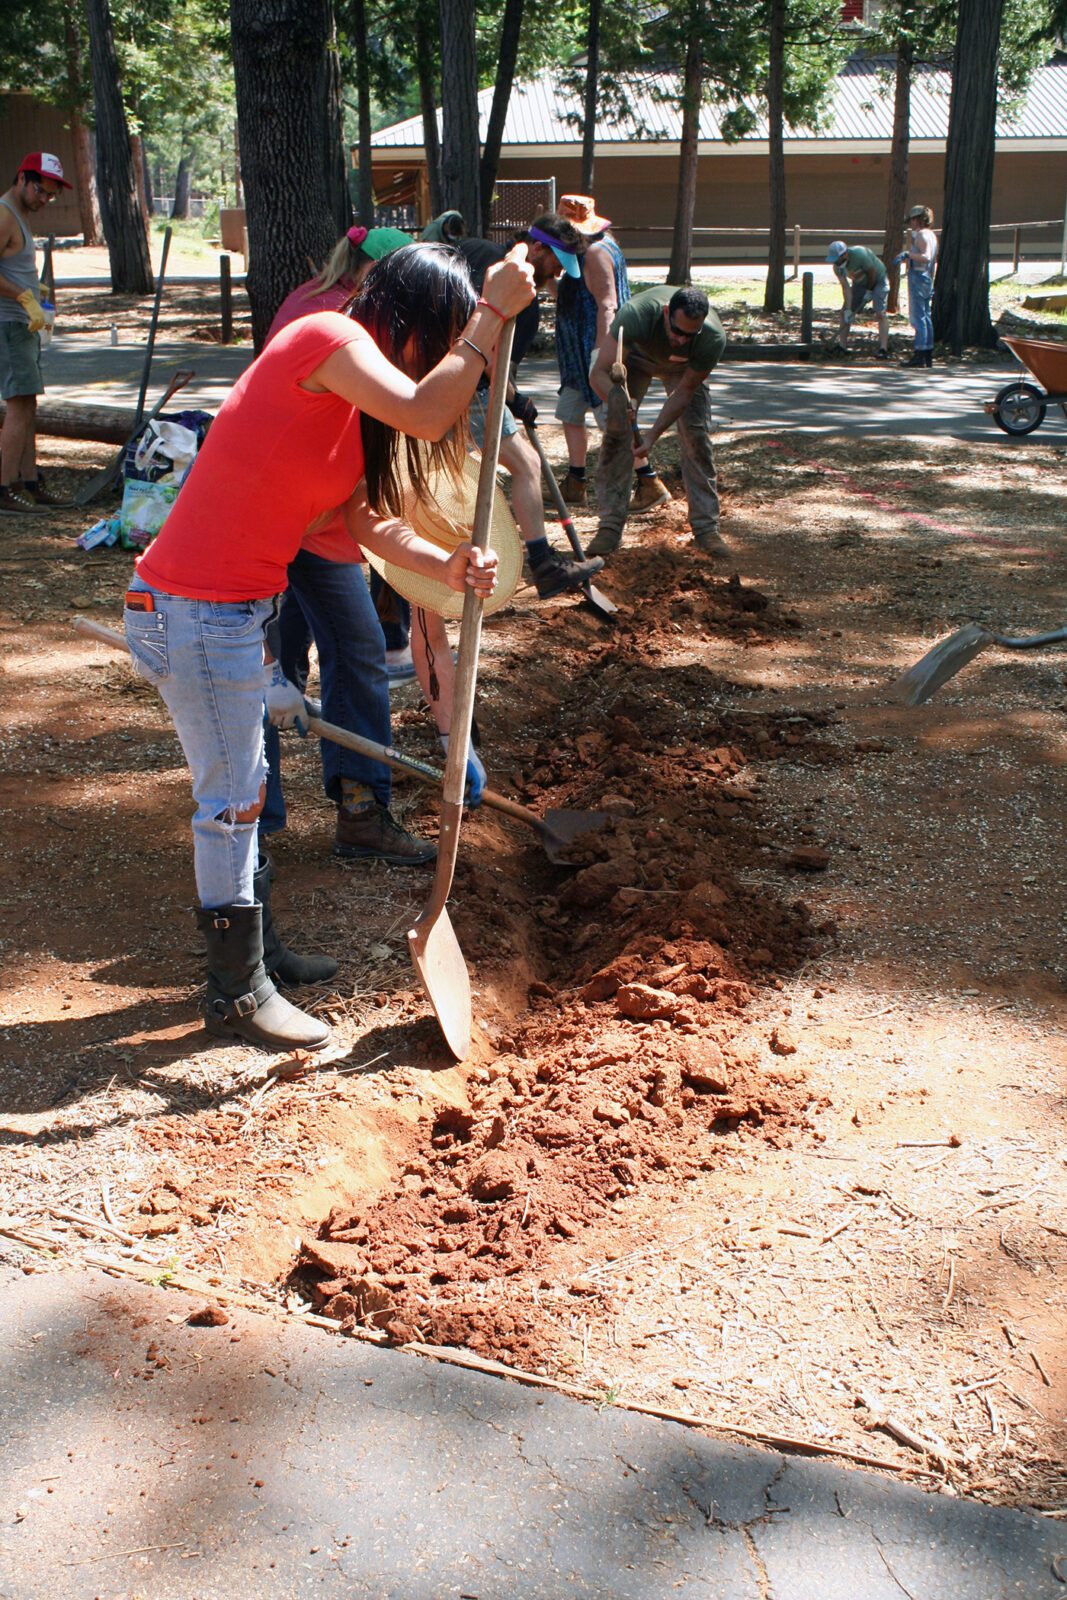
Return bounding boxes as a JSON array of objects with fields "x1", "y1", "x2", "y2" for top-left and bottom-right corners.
[{"x1": 558, "y1": 195, "x2": 612, "y2": 236}]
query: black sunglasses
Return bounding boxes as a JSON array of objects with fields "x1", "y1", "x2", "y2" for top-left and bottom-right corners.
[{"x1": 667, "y1": 316, "x2": 695, "y2": 338}]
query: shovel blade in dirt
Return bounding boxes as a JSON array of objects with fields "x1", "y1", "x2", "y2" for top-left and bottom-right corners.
[
  {"x1": 540, "y1": 807, "x2": 609, "y2": 863},
  {"x1": 890, "y1": 624, "x2": 995, "y2": 706}
]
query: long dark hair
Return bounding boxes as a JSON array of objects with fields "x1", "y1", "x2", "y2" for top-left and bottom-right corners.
[{"x1": 348, "y1": 243, "x2": 475, "y2": 516}]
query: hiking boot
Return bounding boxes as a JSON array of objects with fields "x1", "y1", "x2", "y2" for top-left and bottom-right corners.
[
  {"x1": 0, "y1": 483, "x2": 36, "y2": 513},
  {"x1": 559, "y1": 471, "x2": 587, "y2": 506},
  {"x1": 692, "y1": 526, "x2": 730, "y2": 555},
  {"x1": 529, "y1": 545, "x2": 605, "y2": 600},
  {"x1": 584, "y1": 524, "x2": 622, "y2": 559},
  {"x1": 23, "y1": 471, "x2": 65, "y2": 506},
  {"x1": 334, "y1": 801, "x2": 437, "y2": 865},
  {"x1": 254, "y1": 854, "x2": 338, "y2": 988},
  {"x1": 629, "y1": 475, "x2": 670, "y2": 514},
  {"x1": 196, "y1": 904, "x2": 332, "y2": 1052}
]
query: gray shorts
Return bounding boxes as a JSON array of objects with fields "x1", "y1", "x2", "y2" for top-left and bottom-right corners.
[
  {"x1": 467, "y1": 385, "x2": 518, "y2": 450},
  {"x1": 554, "y1": 384, "x2": 605, "y2": 428},
  {"x1": 0, "y1": 321, "x2": 43, "y2": 400},
  {"x1": 851, "y1": 278, "x2": 889, "y2": 319}
]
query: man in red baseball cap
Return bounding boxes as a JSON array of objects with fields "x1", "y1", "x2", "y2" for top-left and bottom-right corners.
[{"x1": 0, "y1": 154, "x2": 69, "y2": 511}]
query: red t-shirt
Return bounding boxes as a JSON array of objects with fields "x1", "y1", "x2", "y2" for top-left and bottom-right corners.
[
  {"x1": 267, "y1": 278, "x2": 354, "y2": 342},
  {"x1": 136, "y1": 313, "x2": 367, "y2": 600}
]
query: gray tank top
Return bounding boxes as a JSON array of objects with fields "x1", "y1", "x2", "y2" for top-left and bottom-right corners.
[{"x1": 0, "y1": 199, "x2": 40, "y2": 325}]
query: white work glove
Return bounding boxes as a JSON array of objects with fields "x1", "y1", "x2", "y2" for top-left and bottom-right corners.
[
  {"x1": 440, "y1": 733, "x2": 486, "y2": 807},
  {"x1": 264, "y1": 660, "x2": 308, "y2": 735},
  {"x1": 893, "y1": 253, "x2": 908, "y2": 268},
  {"x1": 16, "y1": 289, "x2": 46, "y2": 333}
]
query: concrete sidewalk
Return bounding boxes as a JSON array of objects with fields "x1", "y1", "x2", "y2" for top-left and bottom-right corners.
[{"x1": 0, "y1": 1269, "x2": 1059, "y2": 1599}]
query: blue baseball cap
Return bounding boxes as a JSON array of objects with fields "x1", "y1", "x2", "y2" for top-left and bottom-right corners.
[{"x1": 528, "y1": 224, "x2": 581, "y2": 278}]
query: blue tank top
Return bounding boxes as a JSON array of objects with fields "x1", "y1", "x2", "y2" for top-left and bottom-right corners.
[{"x1": 555, "y1": 234, "x2": 629, "y2": 406}]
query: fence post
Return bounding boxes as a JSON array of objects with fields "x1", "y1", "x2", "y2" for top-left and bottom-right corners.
[
  {"x1": 801, "y1": 270, "x2": 813, "y2": 346},
  {"x1": 792, "y1": 224, "x2": 801, "y2": 280},
  {"x1": 1012, "y1": 227, "x2": 1021, "y2": 274},
  {"x1": 220, "y1": 254, "x2": 233, "y2": 345}
]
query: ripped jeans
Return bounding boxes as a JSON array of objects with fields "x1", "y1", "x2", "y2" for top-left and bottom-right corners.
[{"x1": 124, "y1": 576, "x2": 274, "y2": 909}]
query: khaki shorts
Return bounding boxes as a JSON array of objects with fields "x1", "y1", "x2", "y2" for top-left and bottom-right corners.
[
  {"x1": 0, "y1": 321, "x2": 43, "y2": 400},
  {"x1": 554, "y1": 384, "x2": 605, "y2": 428}
]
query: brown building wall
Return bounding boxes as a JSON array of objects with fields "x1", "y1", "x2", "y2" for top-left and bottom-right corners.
[{"x1": 0, "y1": 93, "x2": 82, "y2": 237}]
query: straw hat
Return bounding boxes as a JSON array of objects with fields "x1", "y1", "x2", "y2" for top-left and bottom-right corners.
[
  {"x1": 559, "y1": 194, "x2": 612, "y2": 236},
  {"x1": 362, "y1": 451, "x2": 523, "y2": 619}
]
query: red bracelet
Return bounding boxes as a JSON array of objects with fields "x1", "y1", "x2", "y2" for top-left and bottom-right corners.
[{"x1": 477, "y1": 297, "x2": 506, "y2": 322}]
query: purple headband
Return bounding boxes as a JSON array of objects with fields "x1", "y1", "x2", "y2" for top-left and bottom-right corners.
[{"x1": 347, "y1": 224, "x2": 368, "y2": 247}]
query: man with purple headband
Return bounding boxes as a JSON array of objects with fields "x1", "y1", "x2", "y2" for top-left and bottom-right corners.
[{"x1": 456, "y1": 213, "x2": 605, "y2": 600}]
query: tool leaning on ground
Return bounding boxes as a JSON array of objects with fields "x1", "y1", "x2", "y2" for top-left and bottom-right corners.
[
  {"x1": 71, "y1": 614, "x2": 607, "y2": 864},
  {"x1": 891, "y1": 621, "x2": 1067, "y2": 706},
  {"x1": 73, "y1": 368, "x2": 195, "y2": 508},
  {"x1": 522, "y1": 421, "x2": 617, "y2": 619}
]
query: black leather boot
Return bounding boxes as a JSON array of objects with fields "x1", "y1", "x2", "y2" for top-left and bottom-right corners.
[
  {"x1": 901, "y1": 351, "x2": 924, "y2": 367},
  {"x1": 254, "y1": 854, "x2": 338, "y2": 987},
  {"x1": 196, "y1": 904, "x2": 332, "y2": 1051}
]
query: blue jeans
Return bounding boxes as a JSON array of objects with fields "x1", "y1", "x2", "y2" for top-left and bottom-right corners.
[
  {"x1": 124, "y1": 577, "x2": 273, "y2": 909},
  {"x1": 369, "y1": 568, "x2": 410, "y2": 652},
  {"x1": 908, "y1": 268, "x2": 934, "y2": 351},
  {"x1": 261, "y1": 551, "x2": 393, "y2": 834}
]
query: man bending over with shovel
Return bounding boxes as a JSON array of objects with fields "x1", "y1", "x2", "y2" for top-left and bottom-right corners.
[{"x1": 586, "y1": 285, "x2": 727, "y2": 560}]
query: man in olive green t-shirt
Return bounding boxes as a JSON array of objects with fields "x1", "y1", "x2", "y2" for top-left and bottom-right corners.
[
  {"x1": 826, "y1": 240, "x2": 889, "y2": 357},
  {"x1": 586, "y1": 285, "x2": 727, "y2": 558}
]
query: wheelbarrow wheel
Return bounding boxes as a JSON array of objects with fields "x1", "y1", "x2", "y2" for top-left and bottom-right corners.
[{"x1": 992, "y1": 381, "x2": 1047, "y2": 435}]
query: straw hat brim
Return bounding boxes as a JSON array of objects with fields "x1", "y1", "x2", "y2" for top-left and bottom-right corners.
[{"x1": 362, "y1": 451, "x2": 523, "y2": 620}]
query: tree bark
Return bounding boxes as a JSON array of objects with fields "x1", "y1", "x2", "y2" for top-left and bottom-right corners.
[
  {"x1": 479, "y1": 0, "x2": 525, "y2": 224},
  {"x1": 580, "y1": 0, "x2": 602, "y2": 194},
  {"x1": 883, "y1": 20, "x2": 914, "y2": 315},
  {"x1": 438, "y1": 0, "x2": 481, "y2": 235},
  {"x1": 136, "y1": 136, "x2": 154, "y2": 219},
  {"x1": 933, "y1": 0, "x2": 1004, "y2": 351},
  {"x1": 62, "y1": 3, "x2": 103, "y2": 246},
  {"x1": 763, "y1": 0, "x2": 787, "y2": 313},
  {"x1": 172, "y1": 148, "x2": 193, "y2": 219},
  {"x1": 324, "y1": 8, "x2": 351, "y2": 236},
  {"x1": 85, "y1": 0, "x2": 154, "y2": 293},
  {"x1": 668, "y1": 36, "x2": 702, "y2": 286},
  {"x1": 230, "y1": 0, "x2": 342, "y2": 350},
  {"x1": 234, "y1": 121, "x2": 244, "y2": 207},
  {"x1": 352, "y1": 0, "x2": 375, "y2": 224},
  {"x1": 415, "y1": 4, "x2": 443, "y2": 217}
]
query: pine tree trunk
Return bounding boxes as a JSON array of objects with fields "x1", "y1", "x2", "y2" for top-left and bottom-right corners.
[
  {"x1": 763, "y1": 0, "x2": 787, "y2": 314},
  {"x1": 352, "y1": 0, "x2": 375, "y2": 224},
  {"x1": 230, "y1": 0, "x2": 342, "y2": 350},
  {"x1": 415, "y1": 4, "x2": 442, "y2": 217},
  {"x1": 580, "y1": 0, "x2": 601, "y2": 194},
  {"x1": 234, "y1": 122, "x2": 244, "y2": 207},
  {"x1": 668, "y1": 37, "x2": 702, "y2": 286},
  {"x1": 438, "y1": 0, "x2": 481, "y2": 235},
  {"x1": 85, "y1": 0, "x2": 153, "y2": 293},
  {"x1": 933, "y1": 0, "x2": 1004, "y2": 351},
  {"x1": 138, "y1": 137, "x2": 155, "y2": 219},
  {"x1": 883, "y1": 22, "x2": 914, "y2": 315},
  {"x1": 62, "y1": 3, "x2": 103, "y2": 246},
  {"x1": 323, "y1": 23, "x2": 350, "y2": 236},
  {"x1": 172, "y1": 150, "x2": 192, "y2": 219},
  {"x1": 479, "y1": 0, "x2": 526, "y2": 224}
]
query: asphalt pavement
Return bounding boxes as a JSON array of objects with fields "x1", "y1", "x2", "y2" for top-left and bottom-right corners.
[
  {"x1": 39, "y1": 331, "x2": 1063, "y2": 445},
  {"x1": 0, "y1": 1269, "x2": 1060, "y2": 1600}
]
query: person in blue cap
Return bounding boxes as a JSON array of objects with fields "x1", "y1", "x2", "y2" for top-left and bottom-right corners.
[
  {"x1": 826, "y1": 239, "x2": 890, "y2": 358},
  {"x1": 455, "y1": 213, "x2": 606, "y2": 600}
]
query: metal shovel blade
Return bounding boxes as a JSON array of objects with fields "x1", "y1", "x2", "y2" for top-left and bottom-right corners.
[
  {"x1": 540, "y1": 807, "x2": 610, "y2": 864},
  {"x1": 890, "y1": 624, "x2": 994, "y2": 706}
]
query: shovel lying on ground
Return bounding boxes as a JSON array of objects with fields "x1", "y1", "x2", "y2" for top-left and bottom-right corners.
[
  {"x1": 891, "y1": 622, "x2": 1067, "y2": 706},
  {"x1": 71, "y1": 615, "x2": 609, "y2": 863},
  {"x1": 523, "y1": 422, "x2": 617, "y2": 619}
]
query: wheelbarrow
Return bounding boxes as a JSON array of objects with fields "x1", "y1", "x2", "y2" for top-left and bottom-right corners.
[{"x1": 986, "y1": 335, "x2": 1067, "y2": 435}]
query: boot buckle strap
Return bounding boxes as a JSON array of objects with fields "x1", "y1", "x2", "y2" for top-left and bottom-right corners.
[{"x1": 231, "y1": 990, "x2": 258, "y2": 1018}]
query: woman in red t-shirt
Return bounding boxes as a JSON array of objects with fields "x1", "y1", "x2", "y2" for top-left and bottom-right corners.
[{"x1": 125, "y1": 242, "x2": 533, "y2": 1054}]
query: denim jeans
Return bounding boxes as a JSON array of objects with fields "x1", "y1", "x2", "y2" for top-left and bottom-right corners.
[
  {"x1": 261, "y1": 551, "x2": 393, "y2": 835},
  {"x1": 368, "y1": 568, "x2": 410, "y2": 652},
  {"x1": 908, "y1": 268, "x2": 934, "y2": 351},
  {"x1": 595, "y1": 360, "x2": 720, "y2": 541},
  {"x1": 124, "y1": 576, "x2": 273, "y2": 909}
]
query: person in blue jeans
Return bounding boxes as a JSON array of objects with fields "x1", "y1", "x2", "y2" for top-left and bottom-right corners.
[{"x1": 895, "y1": 204, "x2": 937, "y2": 368}]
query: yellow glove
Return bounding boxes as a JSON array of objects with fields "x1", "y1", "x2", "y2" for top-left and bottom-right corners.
[{"x1": 16, "y1": 289, "x2": 45, "y2": 333}]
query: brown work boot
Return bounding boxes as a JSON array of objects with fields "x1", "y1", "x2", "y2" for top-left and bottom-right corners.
[
  {"x1": 530, "y1": 545, "x2": 604, "y2": 599},
  {"x1": 559, "y1": 471, "x2": 587, "y2": 506},
  {"x1": 584, "y1": 523, "x2": 623, "y2": 559},
  {"x1": 23, "y1": 471, "x2": 65, "y2": 506},
  {"x1": 692, "y1": 526, "x2": 730, "y2": 555},
  {"x1": 0, "y1": 482, "x2": 36, "y2": 513},
  {"x1": 334, "y1": 801, "x2": 437, "y2": 865},
  {"x1": 629, "y1": 474, "x2": 670, "y2": 514}
]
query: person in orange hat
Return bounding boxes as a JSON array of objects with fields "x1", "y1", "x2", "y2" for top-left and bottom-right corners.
[
  {"x1": 554, "y1": 194, "x2": 630, "y2": 507},
  {"x1": 0, "y1": 154, "x2": 70, "y2": 512}
]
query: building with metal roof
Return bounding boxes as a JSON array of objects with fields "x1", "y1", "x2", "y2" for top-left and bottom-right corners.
[{"x1": 370, "y1": 56, "x2": 1067, "y2": 262}]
